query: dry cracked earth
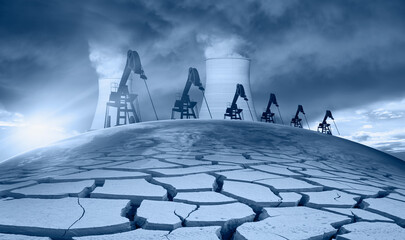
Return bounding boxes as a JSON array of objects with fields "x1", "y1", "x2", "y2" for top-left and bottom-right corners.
[{"x1": 0, "y1": 120, "x2": 404, "y2": 240}]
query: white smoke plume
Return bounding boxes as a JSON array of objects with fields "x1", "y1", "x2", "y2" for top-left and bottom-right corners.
[
  {"x1": 197, "y1": 34, "x2": 249, "y2": 58},
  {"x1": 88, "y1": 41, "x2": 126, "y2": 79}
]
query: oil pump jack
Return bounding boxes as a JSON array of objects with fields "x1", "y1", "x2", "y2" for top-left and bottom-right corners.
[
  {"x1": 317, "y1": 110, "x2": 340, "y2": 135},
  {"x1": 104, "y1": 50, "x2": 146, "y2": 128},
  {"x1": 171, "y1": 67, "x2": 205, "y2": 119},
  {"x1": 261, "y1": 93, "x2": 283, "y2": 123},
  {"x1": 291, "y1": 105, "x2": 310, "y2": 129},
  {"x1": 224, "y1": 84, "x2": 253, "y2": 120}
]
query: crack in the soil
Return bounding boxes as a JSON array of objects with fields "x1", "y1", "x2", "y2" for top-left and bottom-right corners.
[
  {"x1": 253, "y1": 208, "x2": 264, "y2": 222},
  {"x1": 61, "y1": 197, "x2": 85, "y2": 238},
  {"x1": 242, "y1": 153, "x2": 251, "y2": 159},
  {"x1": 2, "y1": 135, "x2": 403, "y2": 239},
  {"x1": 273, "y1": 233, "x2": 289, "y2": 240},
  {"x1": 174, "y1": 205, "x2": 199, "y2": 227},
  {"x1": 334, "y1": 192, "x2": 341, "y2": 201},
  {"x1": 298, "y1": 194, "x2": 309, "y2": 206},
  {"x1": 350, "y1": 210, "x2": 359, "y2": 223}
]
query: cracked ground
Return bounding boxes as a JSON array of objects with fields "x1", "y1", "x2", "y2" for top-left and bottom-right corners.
[{"x1": 0, "y1": 120, "x2": 404, "y2": 240}]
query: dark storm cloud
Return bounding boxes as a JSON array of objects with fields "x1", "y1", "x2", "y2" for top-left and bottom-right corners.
[
  {"x1": 82, "y1": 0, "x2": 405, "y2": 123},
  {"x1": 1, "y1": 0, "x2": 405, "y2": 131},
  {"x1": 0, "y1": 0, "x2": 97, "y2": 130}
]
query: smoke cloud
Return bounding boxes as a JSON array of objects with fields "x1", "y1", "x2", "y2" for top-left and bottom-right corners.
[
  {"x1": 1, "y1": 0, "x2": 405, "y2": 159},
  {"x1": 197, "y1": 34, "x2": 249, "y2": 58},
  {"x1": 88, "y1": 42, "x2": 127, "y2": 79}
]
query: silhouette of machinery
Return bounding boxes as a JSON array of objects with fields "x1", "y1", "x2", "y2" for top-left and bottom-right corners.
[
  {"x1": 171, "y1": 68, "x2": 205, "y2": 119},
  {"x1": 317, "y1": 110, "x2": 336, "y2": 135},
  {"x1": 104, "y1": 50, "x2": 146, "y2": 128},
  {"x1": 261, "y1": 93, "x2": 283, "y2": 123},
  {"x1": 291, "y1": 105, "x2": 310, "y2": 129},
  {"x1": 224, "y1": 84, "x2": 250, "y2": 120},
  {"x1": 100, "y1": 52, "x2": 343, "y2": 135}
]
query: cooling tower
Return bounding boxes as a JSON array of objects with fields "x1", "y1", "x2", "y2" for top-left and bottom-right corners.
[
  {"x1": 91, "y1": 78, "x2": 120, "y2": 130},
  {"x1": 199, "y1": 57, "x2": 257, "y2": 121}
]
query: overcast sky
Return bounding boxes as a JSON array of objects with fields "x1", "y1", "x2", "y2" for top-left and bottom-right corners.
[{"x1": 0, "y1": 0, "x2": 404, "y2": 161}]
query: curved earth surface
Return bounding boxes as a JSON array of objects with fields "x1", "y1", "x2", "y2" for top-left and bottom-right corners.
[{"x1": 0, "y1": 120, "x2": 404, "y2": 240}]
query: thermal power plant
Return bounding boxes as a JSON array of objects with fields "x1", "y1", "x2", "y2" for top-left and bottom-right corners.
[{"x1": 199, "y1": 57, "x2": 257, "y2": 121}]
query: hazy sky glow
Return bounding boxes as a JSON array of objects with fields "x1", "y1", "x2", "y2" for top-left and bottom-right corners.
[{"x1": 0, "y1": 0, "x2": 404, "y2": 161}]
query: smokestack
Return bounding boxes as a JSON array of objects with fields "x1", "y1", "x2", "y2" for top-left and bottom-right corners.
[{"x1": 199, "y1": 57, "x2": 257, "y2": 121}]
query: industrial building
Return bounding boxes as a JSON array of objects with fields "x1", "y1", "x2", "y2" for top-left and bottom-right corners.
[{"x1": 199, "y1": 58, "x2": 257, "y2": 121}]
